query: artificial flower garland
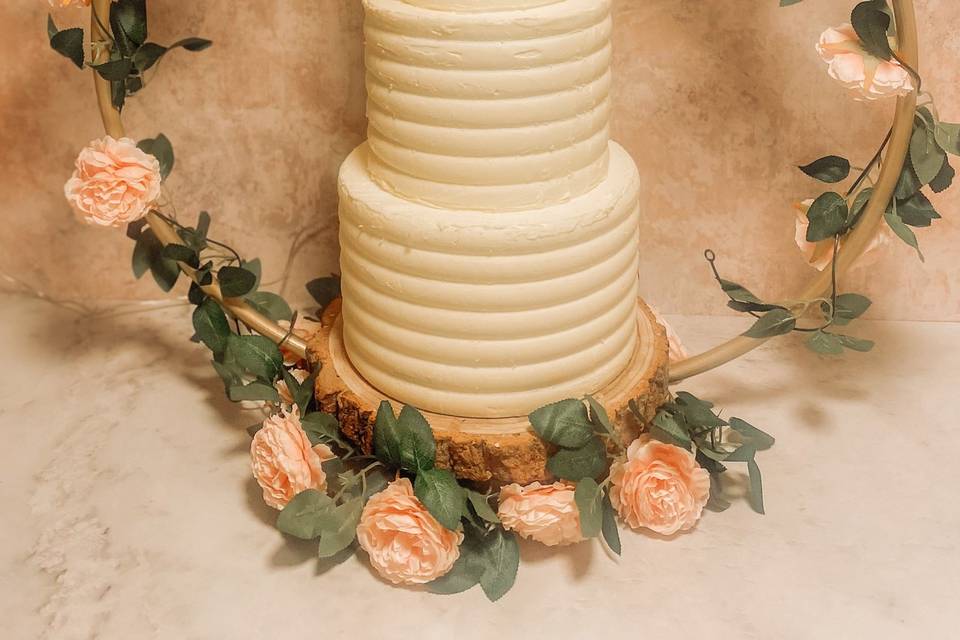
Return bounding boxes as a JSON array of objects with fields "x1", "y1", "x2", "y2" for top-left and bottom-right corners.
[{"x1": 46, "y1": 0, "x2": 948, "y2": 600}]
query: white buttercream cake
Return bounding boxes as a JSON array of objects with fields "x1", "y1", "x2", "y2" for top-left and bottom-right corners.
[{"x1": 338, "y1": 0, "x2": 641, "y2": 418}]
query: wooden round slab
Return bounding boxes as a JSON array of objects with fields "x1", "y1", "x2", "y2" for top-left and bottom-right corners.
[{"x1": 307, "y1": 299, "x2": 670, "y2": 485}]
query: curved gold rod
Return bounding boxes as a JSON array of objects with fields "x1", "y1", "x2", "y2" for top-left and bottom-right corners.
[
  {"x1": 89, "y1": 0, "x2": 918, "y2": 381},
  {"x1": 670, "y1": 0, "x2": 919, "y2": 381},
  {"x1": 90, "y1": 0, "x2": 307, "y2": 358}
]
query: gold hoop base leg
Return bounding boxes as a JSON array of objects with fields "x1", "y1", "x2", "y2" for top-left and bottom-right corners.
[{"x1": 307, "y1": 299, "x2": 670, "y2": 485}]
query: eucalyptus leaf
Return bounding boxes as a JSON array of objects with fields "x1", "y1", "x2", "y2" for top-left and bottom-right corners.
[
  {"x1": 833, "y1": 293, "x2": 872, "y2": 324},
  {"x1": 574, "y1": 478, "x2": 604, "y2": 538},
  {"x1": 228, "y1": 381, "x2": 280, "y2": 403},
  {"x1": 466, "y1": 490, "x2": 500, "y2": 524},
  {"x1": 546, "y1": 436, "x2": 606, "y2": 482},
  {"x1": 218, "y1": 266, "x2": 257, "y2": 298},
  {"x1": 300, "y1": 412, "x2": 344, "y2": 448},
  {"x1": 806, "y1": 331, "x2": 844, "y2": 355},
  {"x1": 651, "y1": 411, "x2": 692, "y2": 448},
  {"x1": 414, "y1": 467, "x2": 465, "y2": 531},
  {"x1": 170, "y1": 37, "x2": 214, "y2": 52},
  {"x1": 847, "y1": 187, "x2": 874, "y2": 227},
  {"x1": 705, "y1": 474, "x2": 732, "y2": 513},
  {"x1": 528, "y1": 399, "x2": 594, "y2": 449},
  {"x1": 317, "y1": 498, "x2": 363, "y2": 558},
  {"x1": 192, "y1": 298, "x2": 230, "y2": 357},
  {"x1": 838, "y1": 334, "x2": 876, "y2": 352},
  {"x1": 600, "y1": 494, "x2": 621, "y2": 555},
  {"x1": 744, "y1": 309, "x2": 796, "y2": 339},
  {"x1": 227, "y1": 334, "x2": 283, "y2": 381},
  {"x1": 675, "y1": 392, "x2": 728, "y2": 428},
  {"x1": 276, "y1": 489, "x2": 335, "y2": 540},
  {"x1": 242, "y1": 258, "x2": 262, "y2": 291},
  {"x1": 747, "y1": 459, "x2": 765, "y2": 515},
  {"x1": 728, "y1": 418, "x2": 776, "y2": 452},
  {"x1": 798, "y1": 155, "x2": 850, "y2": 183}
]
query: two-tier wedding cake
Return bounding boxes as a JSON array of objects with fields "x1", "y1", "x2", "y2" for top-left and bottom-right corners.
[{"x1": 337, "y1": 0, "x2": 642, "y2": 418}]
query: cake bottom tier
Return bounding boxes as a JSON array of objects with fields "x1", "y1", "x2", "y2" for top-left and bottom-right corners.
[{"x1": 337, "y1": 141, "x2": 641, "y2": 418}]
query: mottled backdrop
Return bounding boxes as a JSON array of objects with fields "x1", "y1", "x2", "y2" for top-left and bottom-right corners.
[{"x1": 2, "y1": 0, "x2": 957, "y2": 320}]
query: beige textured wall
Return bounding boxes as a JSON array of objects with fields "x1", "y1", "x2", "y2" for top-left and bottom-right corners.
[{"x1": 2, "y1": 0, "x2": 958, "y2": 320}]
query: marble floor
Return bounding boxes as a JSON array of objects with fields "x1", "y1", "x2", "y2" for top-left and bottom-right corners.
[{"x1": 2, "y1": 292, "x2": 958, "y2": 639}]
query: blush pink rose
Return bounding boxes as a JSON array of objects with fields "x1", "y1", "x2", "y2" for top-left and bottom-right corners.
[
  {"x1": 276, "y1": 368, "x2": 310, "y2": 406},
  {"x1": 64, "y1": 136, "x2": 162, "y2": 228},
  {"x1": 609, "y1": 438, "x2": 710, "y2": 536},
  {"x1": 649, "y1": 306, "x2": 689, "y2": 363},
  {"x1": 794, "y1": 198, "x2": 892, "y2": 271},
  {"x1": 277, "y1": 317, "x2": 324, "y2": 367},
  {"x1": 817, "y1": 24, "x2": 913, "y2": 100},
  {"x1": 497, "y1": 481, "x2": 584, "y2": 546},
  {"x1": 356, "y1": 478, "x2": 463, "y2": 585},
  {"x1": 250, "y1": 408, "x2": 335, "y2": 510}
]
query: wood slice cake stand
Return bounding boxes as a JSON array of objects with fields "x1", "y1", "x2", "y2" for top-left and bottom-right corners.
[{"x1": 307, "y1": 299, "x2": 670, "y2": 485}]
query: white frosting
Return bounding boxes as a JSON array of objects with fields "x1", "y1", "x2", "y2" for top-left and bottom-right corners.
[
  {"x1": 363, "y1": 0, "x2": 613, "y2": 210},
  {"x1": 338, "y1": 142, "x2": 640, "y2": 417}
]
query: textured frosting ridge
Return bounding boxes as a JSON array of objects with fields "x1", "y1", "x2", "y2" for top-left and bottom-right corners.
[
  {"x1": 338, "y1": 0, "x2": 643, "y2": 418},
  {"x1": 363, "y1": 0, "x2": 613, "y2": 211},
  {"x1": 339, "y1": 143, "x2": 640, "y2": 418}
]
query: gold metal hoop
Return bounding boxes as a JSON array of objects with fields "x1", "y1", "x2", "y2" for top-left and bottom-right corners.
[{"x1": 88, "y1": 0, "x2": 920, "y2": 381}]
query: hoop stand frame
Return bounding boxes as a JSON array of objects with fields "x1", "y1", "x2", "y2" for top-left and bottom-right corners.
[{"x1": 88, "y1": 0, "x2": 920, "y2": 385}]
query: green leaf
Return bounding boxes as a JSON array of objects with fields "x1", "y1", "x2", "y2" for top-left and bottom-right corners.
[
  {"x1": 192, "y1": 298, "x2": 231, "y2": 357},
  {"x1": 111, "y1": 0, "x2": 148, "y2": 50},
  {"x1": 478, "y1": 528, "x2": 520, "y2": 603},
  {"x1": 242, "y1": 258, "x2": 262, "y2": 291},
  {"x1": 851, "y1": 1, "x2": 893, "y2": 60},
  {"x1": 132, "y1": 42, "x2": 167, "y2": 72},
  {"x1": 744, "y1": 309, "x2": 796, "y2": 339},
  {"x1": 373, "y1": 401, "x2": 402, "y2": 466},
  {"x1": 805, "y1": 192, "x2": 849, "y2": 242},
  {"x1": 574, "y1": 478, "x2": 603, "y2": 538},
  {"x1": 317, "y1": 498, "x2": 363, "y2": 558},
  {"x1": 934, "y1": 122, "x2": 960, "y2": 156},
  {"x1": 276, "y1": 489, "x2": 335, "y2": 540},
  {"x1": 170, "y1": 37, "x2": 213, "y2": 52},
  {"x1": 718, "y1": 279, "x2": 780, "y2": 313},
  {"x1": 466, "y1": 490, "x2": 500, "y2": 524},
  {"x1": 910, "y1": 122, "x2": 947, "y2": 187},
  {"x1": 218, "y1": 266, "x2": 257, "y2": 298},
  {"x1": 427, "y1": 527, "x2": 486, "y2": 595},
  {"x1": 747, "y1": 459, "x2": 765, "y2": 515},
  {"x1": 228, "y1": 381, "x2": 280, "y2": 403},
  {"x1": 131, "y1": 227, "x2": 159, "y2": 279},
  {"x1": 528, "y1": 399, "x2": 594, "y2": 449},
  {"x1": 600, "y1": 494, "x2": 621, "y2": 555},
  {"x1": 188, "y1": 282, "x2": 206, "y2": 305},
  {"x1": 884, "y1": 206, "x2": 924, "y2": 261},
  {"x1": 244, "y1": 291, "x2": 293, "y2": 322},
  {"x1": 585, "y1": 395, "x2": 614, "y2": 434},
  {"x1": 780, "y1": 0, "x2": 804, "y2": 5},
  {"x1": 728, "y1": 418, "x2": 775, "y2": 452},
  {"x1": 397, "y1": 405, "x2": 436, "y2": 472},
  {"x1": 161, "y1": 243, "x2": 198, "y2": 267},
  {"x1": 92, "y1": 58, "x2": 133, "y2": 82},
  {"x1": 897, "y1": 191, "x2": 941, "y2": 227},
  {"x1": 138, "y1": 134, "x2": 175, "y2": 181},
  {"x1": 281, "y1": 368, "x2": 316, "y2": 414},
  {"x1": 806, "y1": 331, "x2": 844, "y2": 355},
  {"x1": 546, "y1": 436, "x2": 607, "y2": 482},
  {"x1": 300, "y1": 412, "x2": 344, "y2": 448},
  {"x1": 47, "y1": 14, "x2": 58, "y2": 40},
  {"x1": 929, "y1": 159, "x2": 955, "y2": 194},
  {"x1": 651, "y1": 411, "x2": 692, "y2": 448},
  {"x1": 227, "y1": 334, "x2": 283, "y2": 381},
  {"x1": 50, "y1": 27, "x2": 84, "y2": 69},
  {"x1": 306, "y1": 275, "x2": 341, "y2": 310},
  {"x1": 798, "y1": 156, "x2": 850, "y2": 183},
  {"x1": 675, "y1": 392, "x2": 728, "y2": 428},
  {"x1": 833, "y1": 293, "x2": 872, "y2": 324},
  {"x1": 705, "y1": 474, "x2": 732, "y2": 513},
  {"x1": 211, "y1": 359, "x2": 242, "y2": 393},
  {"x1": 847, "y1": 187, "x2": 874, "y2": 227},
  {"x1": 414, "y1": 467, "x2": 465, "y2": 531},
  {"x1": 838, "y1": 334, "x2": 876, "y2": 352},
  {"x1": 895, "y1": 162, "x2": 922, "y2": 200}
]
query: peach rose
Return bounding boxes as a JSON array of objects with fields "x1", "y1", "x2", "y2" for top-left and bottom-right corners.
[
  {"x1": 250, "y1": 408, "x2": 335, "y2": 510},
  {"x1": 649, "y1": 306, "x2": 689, "y2": 363},
  {"x1": 277, "y1": 317, "x2": 324, "y2": 367},
  {"x1": 817, "y1": 24, "x2": 913, "y2": 101},
  {"x1": 276, "y1": 368, "x2": 310, "y2": 406},
  {"x1": 49, "y1": 0, "x2": 90, "y2": 7},
  {"x1": 609, "y1": 438, "x2": 710, "y2": 536},
  {"x1": 356, "y1": 478, "x2": 463, "y2": 585},
  {"x1": 794, "y1": 198, "x2": 892, "y2": 271},
  {"x1": 497, "y1": 481, "x2": 583, "y2": 546},
  {"x1": 64, "y1": 136, "x2": 162, "y2": 228}
]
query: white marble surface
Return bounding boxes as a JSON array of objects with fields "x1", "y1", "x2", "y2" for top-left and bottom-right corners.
[{"x1": 2, "y1": 292, "x2": 959, "y2": 639}]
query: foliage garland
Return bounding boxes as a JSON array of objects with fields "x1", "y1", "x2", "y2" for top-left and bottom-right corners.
[{"x1": 45, "y1": 0, "x2": 946, "y2": 600}]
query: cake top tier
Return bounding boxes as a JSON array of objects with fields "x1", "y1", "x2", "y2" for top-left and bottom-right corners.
[{"x1": 402, "y1": 0, "x2": 560, "y2": 10}]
